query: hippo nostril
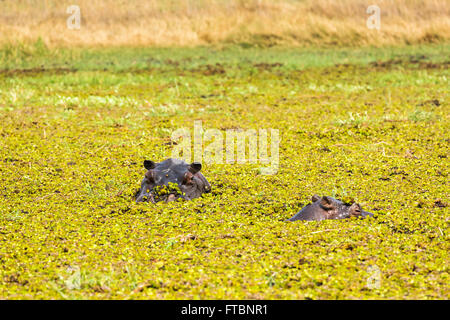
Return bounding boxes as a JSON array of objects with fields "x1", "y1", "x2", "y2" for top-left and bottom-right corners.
[
  {"x1": 148, "y1": 194, "x2": 156, "y2": 204},
  {"x1": 166, "y1": 194, "x2": 177, "y2": 202}
]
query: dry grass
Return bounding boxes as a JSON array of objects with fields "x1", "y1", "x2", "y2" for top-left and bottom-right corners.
[{"x1": 1, "y1": 0, "x2": 449, "y2": 47}]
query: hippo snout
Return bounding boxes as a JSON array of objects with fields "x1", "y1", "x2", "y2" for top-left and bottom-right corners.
[{"x1": 136, "y1": 192, "x2": 156, "y2": 203}]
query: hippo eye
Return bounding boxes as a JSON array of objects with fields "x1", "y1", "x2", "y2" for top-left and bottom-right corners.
[
  {"x1": 145, "y1": 170, "x2": 155, "y2": 183},
  {"x1": 183, "y1": 171, "x2": 194, "y2": 185},
  {"x1": 350, "y1": 203, "x2": 362, "y2": 216}
]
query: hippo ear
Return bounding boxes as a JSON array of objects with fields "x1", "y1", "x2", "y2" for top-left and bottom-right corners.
[
  {"x1": 189, "y1": 162, "x2": 202, "y2": 174},
  {"x1": 320, "y1": 196, "x2": 333, "y2": 209},
  {"x1": 311, "y1": 194, "x2": 321, "y2": 202},
  {"x1": 143, "y1": 160, "x2": 156, "y2": 170}
]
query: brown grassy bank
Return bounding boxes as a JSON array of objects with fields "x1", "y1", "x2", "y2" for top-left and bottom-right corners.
[{"x1": 1, "y1": 0, "x2": 449, "y2": 48}]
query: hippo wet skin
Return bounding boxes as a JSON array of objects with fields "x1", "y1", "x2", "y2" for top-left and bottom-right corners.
[
  {"x1": 135, "y1": 158, "x2": 211, "y2": 203},
  {"x1": 287, "y1": 195, "x2": 373, "y2": 221}
]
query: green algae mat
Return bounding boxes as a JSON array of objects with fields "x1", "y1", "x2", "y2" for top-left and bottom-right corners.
[{"x1": 0, "y1": 45, "x2": 448, "y2": 299}]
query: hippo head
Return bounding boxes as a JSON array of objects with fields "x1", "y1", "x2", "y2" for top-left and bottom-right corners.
[
  {"x1": 287, "y1": 195, "x2": 373, "y2": 221},
  {"x1": 135, "y1": 158, "x2": 211, "y2": 203}
]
